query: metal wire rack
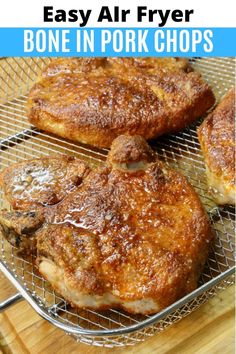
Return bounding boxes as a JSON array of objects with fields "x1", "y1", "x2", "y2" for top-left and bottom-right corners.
[{"x1": 0, "y1": 57, "x2": 235, "y2": 347}]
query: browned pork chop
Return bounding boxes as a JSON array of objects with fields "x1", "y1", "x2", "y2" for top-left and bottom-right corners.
[
  {"x1": 0, "y1": 136, "x2": 213, "y2": 314},
  {"x1": 198, "y1": 88, "x2": 235, "y2": 204},
  {"x1": 27, "y1": 57, "x2": 215, "y2": 148}
]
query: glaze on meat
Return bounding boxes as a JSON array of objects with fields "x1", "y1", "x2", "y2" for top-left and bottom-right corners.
[{"x1": 0, "y1": 155, "x2": 90, "y2": 210}]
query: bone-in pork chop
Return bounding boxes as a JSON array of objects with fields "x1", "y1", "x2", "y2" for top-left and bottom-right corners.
[
  {"x1": 198, "y1": 88, "x2": 235, "y2": 204},
  {"x1": 0, "y1": 136, "x2": 213, "y2": 314},
  {"x1": 27, "y1": 57, "x2": 215, "y2": 148}
]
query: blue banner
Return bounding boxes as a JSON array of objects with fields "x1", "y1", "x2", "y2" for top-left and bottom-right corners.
[{"x1": 0, "y1": 27, "x2": 235, "y2": 57}]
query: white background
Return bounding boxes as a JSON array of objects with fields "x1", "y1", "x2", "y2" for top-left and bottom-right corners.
[{"x1": 0, "y1": 0, "x2": 235, "y2": 27}]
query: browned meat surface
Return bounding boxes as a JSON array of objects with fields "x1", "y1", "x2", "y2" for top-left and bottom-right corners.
[
  {"x1": 0, "y1": 155, "x2": 90, "y2": 210},
  {"x1": 0, "y1": 136, "x2": 213, "y2": 314},
  {"x1": 198, "y1": 88, "x2": 235, "y2": 204},
  {"x1": 27, "y1": 57, "x2": 215, "y2": 148},
  {"x1": 0, "y1": 210, "x2": 44, "y2": 254}
]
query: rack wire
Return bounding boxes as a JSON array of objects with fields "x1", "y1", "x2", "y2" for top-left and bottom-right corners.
[{"x1": 0, "y1": 57, "x2": 235, "y2": 347}]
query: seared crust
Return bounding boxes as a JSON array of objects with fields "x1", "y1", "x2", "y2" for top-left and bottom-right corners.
[
  {"x1": 198, "y1": 88, "x2": 235, "y2": 204},
  {"x1": 0, "y1": 209, "x2": 44, "y2": 254},
  {"x1": 0, "y1": 155, "x2": 90, "y2": 210},
  {"x1": 27, "y1": 58, "x2": 215, "y2": 148}
]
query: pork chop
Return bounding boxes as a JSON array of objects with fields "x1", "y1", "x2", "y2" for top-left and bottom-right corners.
[
  {"x1": 27, "y1": 57, "x2": 215, "y2": 148},
  {"x1": 198, "y1": 88, "x2": 235, "y2": 204},
  {"x1": 0, "y1": 136, "x2": 213, "y2": 314}
]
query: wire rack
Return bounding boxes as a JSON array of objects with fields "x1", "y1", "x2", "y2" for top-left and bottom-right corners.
[{"x1": 0, "y1": 57, "x2": 235, "y2": 348}]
